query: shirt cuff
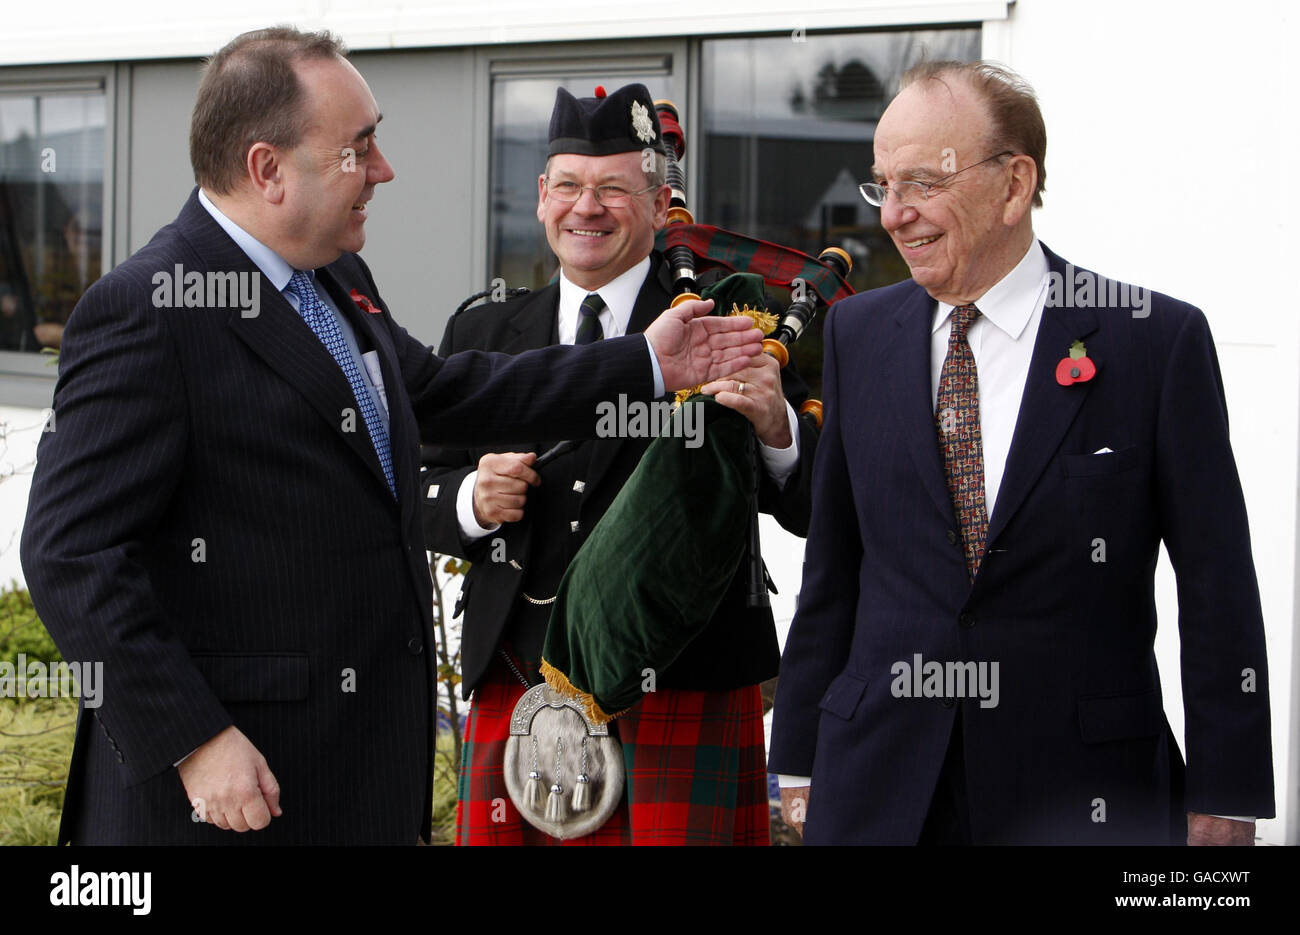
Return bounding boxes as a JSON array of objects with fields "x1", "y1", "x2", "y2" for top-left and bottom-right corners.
[
  {"x1": 759, "y1": 402, "x2": 800, "y2": 487},
  {"x1": 1209, "y1": 815, "x2": 1255, "y2": 822},
  {"x1": 457, "y1": 470, "x2": 500, "y2": 540},
  {"x1": 645, "y1": 334, "x2": 665, "y2": 397},
  {"x1": 777, "y1": 774, "x2": 812, "y2": 788}
]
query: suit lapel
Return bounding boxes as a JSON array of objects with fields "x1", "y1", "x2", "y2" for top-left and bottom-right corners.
[
  {"x1": 494, "y1": 284, "x2": 563, "y2": 458},
  {"x1": 625, "y1": 254, "x2": 671, "y2": 336},
  {"x1": 200, "y1": 194, "x2": 392, "y2": 504},
  {"x1": 502, "y1": 283, "x2": 560, "y2": 355},
  {"x1": 886, "y1": 284, "x2": 956, "y2": 526},
  {"x1": 985, "y1": 248, "x2": 1100, "y2": 547}
]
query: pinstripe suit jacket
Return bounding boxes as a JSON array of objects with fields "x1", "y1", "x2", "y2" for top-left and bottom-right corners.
[
  {"x1": 20, "y1": 189, "x2": 654, "y2": 844},
  {"x1": 769, "y1": 244, "x2": 1274, "y2": 844}
]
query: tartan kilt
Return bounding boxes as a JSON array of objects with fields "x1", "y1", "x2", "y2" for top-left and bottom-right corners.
[{"x1": 456, "y1": 659, "x2": 770, "y2": 846}]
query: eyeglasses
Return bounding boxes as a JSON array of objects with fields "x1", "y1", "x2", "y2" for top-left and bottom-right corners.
[
  {"x1": 544, "y1": 178, "x2": 659, "y2": 208},
  {"x1": 859, "y1": 151, "x2": 1015, "y2": 208}
]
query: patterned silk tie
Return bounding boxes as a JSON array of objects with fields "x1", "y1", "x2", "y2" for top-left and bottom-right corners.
[
  {"x1": 575, "y1": 292, "x2": 606, "y2": 345},
  {"x1": 285, "y1": 270, "x2": 396, "y2": 496},
  {"x1": 936, "y1": 303, "x2": 986, "y2": 579}
]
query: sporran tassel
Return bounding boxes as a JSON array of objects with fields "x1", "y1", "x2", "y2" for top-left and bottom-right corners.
[
  {"x1": 544, "y1": 738, "x2": 566, "y2": 822},
  {"x1": 571, "y1": 774, "x2": 591, "y2": 812},
  {"x1": 572, "y1": 737, "x2": 591, "y2": 811},
  {"x1": 525, "y1": 736, "x2": 543, "y2": 808},
  {"x1": 545, "y1": 782, "x2": 566, "y2": 822}
]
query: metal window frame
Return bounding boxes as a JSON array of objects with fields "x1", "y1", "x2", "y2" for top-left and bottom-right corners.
[
  {"x1": 473, "y1": 20, "x2": 997, "y2": 299},
  {"x1": 473, "y1": 38, "x2": 690, "y2": 293},
  {"x1": 0, "y1": 61, "x2": 116, "y2": 407}
]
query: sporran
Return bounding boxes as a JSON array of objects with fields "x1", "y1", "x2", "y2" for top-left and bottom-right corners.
[{"x1": 503, "y1": 682, "x2": 624, "y2": 839}]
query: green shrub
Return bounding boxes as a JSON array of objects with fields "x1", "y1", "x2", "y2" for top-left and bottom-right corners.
[
  {"x1": 0, "y1": 589, "x2": 74, "y2": 846},
  {"x1": 0, "y1": 587, "x2": 61, "y2": 665},
  {"x1": 0, "y1": 794, "x2": 62, "y2": 846}
]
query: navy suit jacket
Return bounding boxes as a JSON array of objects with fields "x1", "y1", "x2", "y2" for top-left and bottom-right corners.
[
  {"x1": 768, "y1": 243, "x2": 1274, "y2": 844},
  {"x1": 20, "y1": 188, "x2": 654, "y2": 844}
]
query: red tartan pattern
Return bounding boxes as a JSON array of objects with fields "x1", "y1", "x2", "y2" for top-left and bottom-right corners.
[
  {"x1": 936, "y1": 303, "x2": 987, "y2": 578},
  {"x1": 658, "y1": 224, "x2": 855, "y2": 306},
  {"x1": 456, "y1": 665, "x2": 770, "y2": 846}
]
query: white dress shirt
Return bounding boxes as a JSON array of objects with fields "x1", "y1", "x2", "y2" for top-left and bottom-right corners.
[
  {"x1": 555, "y1": 256, "x2": 650, "y2": 344},
  {"x1": 930, "y1": 238, "x2": 1049, "y2": 521},
  {"x1": 456, "y1": 258, "x2": 800, "y2": 539}
]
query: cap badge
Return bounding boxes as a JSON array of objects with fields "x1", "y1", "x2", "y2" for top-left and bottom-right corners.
[{"x1": 631, "y1": 100, "x2": 656, "y2": 143}]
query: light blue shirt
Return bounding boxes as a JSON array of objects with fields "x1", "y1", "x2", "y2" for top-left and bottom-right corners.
[{"x1": 197, "y1": 189, "x2": 388, "y2": 431}]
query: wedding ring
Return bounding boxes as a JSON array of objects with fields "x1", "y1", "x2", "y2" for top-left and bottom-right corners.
[{"x1": 737, "y1": 381, "x2": 746, "y2": 395}]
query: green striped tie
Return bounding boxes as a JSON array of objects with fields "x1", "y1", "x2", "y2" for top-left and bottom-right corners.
[{"x1": 575, "y1": 293, "x2": 606, "y2": 345}]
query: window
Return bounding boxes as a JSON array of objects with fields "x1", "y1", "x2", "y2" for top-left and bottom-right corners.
[
  {"x1": 700, "y1": 29, "x2": 981, "y2": 394},
  {"x1": 0, "y1": 83, "x2": 105, "y2": 356},
  {"x1": 488, "y1": 55, "x2": 680, "y2": 289}
]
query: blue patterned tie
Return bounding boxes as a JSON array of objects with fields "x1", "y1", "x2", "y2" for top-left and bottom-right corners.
[{"x1": 286, "y1": 271, "x2": 395, "y2": 496}]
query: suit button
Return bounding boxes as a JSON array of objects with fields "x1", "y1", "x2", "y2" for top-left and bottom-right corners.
[
  {"x1": 942, "y1": 697, "x2": 956, "y2": 708},
  {"x1": 959, "y1": 612, "x2": 976, "y2": 629},
  {"x1": 407, "y1": 638, "x2": 424, "y2": 655},
  {"x1": 946, "y1": 529, "x2": 959, "y2": 545}
]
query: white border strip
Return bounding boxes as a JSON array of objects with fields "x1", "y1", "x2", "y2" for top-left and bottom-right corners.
[{"x1": 1, "y1": 1, "x2": 1011, "y2": 66}]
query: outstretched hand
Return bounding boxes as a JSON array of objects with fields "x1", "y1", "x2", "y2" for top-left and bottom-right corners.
[{"x1": 645, "y1": 298, "x2": 764, "y2": 392}]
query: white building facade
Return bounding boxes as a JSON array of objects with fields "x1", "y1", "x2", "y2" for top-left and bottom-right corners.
[{"x1": 0, "y1": 0, "x2": 1295, "y2": 844}]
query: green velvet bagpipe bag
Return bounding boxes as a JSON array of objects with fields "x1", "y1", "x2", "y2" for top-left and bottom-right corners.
[
  {"x1": 539, "y1": 395, "x2": 755, "y2": 723},
  {"x1": 539, "y1": 272, "x2": 768, "y2": 724}
]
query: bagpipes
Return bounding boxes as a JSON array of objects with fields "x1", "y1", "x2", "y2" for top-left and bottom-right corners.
[
  {"x1": 654, "y1": 99, "x2": 852, "y2": 610},
  {"x1": 655, "y1": 99, "x2": 854, "y2": 353},
  {"x1": 505, "y1": 100, "x2": 855, "y2": 839}
]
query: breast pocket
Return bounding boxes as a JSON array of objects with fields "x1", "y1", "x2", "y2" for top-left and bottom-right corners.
[
  {"x1": 1062, "y1": 445, "x2": 1140, "y2": 477},
  {"x1": 1060, "y1": 445, "x2": 1153, "y2": 559}
]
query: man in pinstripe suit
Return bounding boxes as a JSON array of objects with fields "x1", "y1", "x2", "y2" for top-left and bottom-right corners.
[{"x1": 18, "y1": 27, "x2": 760, "y2": 845}]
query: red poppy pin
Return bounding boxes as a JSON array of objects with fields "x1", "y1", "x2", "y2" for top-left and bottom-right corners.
[
  {"x1": 1055, "y1": 339, "x2": 1096, "y2": 386},
  {"x1": 350, "y1": 289, "x2": 381, "y2": 314}
]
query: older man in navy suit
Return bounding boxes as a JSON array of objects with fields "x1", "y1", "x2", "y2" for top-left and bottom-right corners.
[
  {"x1": 20, "y1": 27, "x2": 759, "y2": 845},
  {"x1": 770, "y1": 61, "x2": 1273, "y2": 845}
]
